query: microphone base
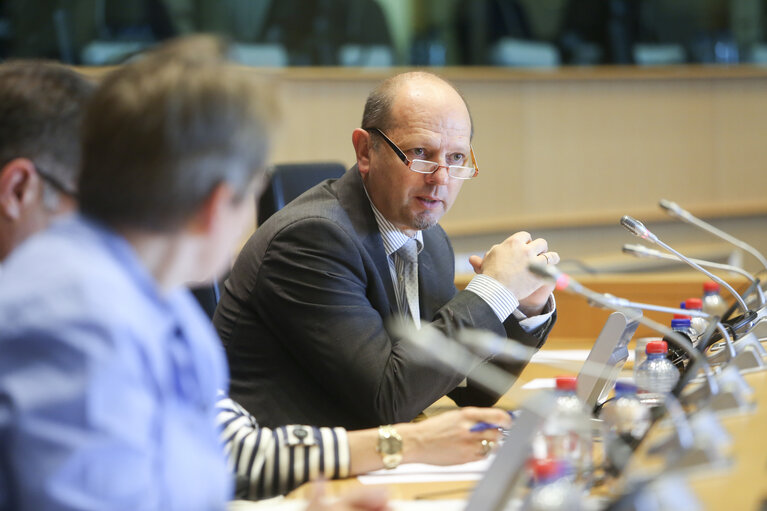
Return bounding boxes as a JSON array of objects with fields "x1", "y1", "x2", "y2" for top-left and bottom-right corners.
[
  {"x1": 752, "y1": 316, "x2": 767, "y2": 339},
  {"x1": 706, "y1": 332, "x2": 766, "y2": 370},
  {"x1": 649, "y1": 410, "x2": 731, "y2": 470},
  {"x1": 679, "y1": 365, "x2": 755, "y2": 414}
]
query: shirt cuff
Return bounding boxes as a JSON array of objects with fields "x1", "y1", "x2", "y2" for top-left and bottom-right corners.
[
  {"x1": 465, "y1": 275, "x2": 556, "y2": 332},
  {"x1": 465, "y1": 274, "x2": 519, "y2": 323},
  {"x1": 513, "y1": 294, "x2": 556, "y2": 331}
]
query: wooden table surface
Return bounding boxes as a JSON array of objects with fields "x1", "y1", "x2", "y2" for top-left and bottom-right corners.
[{"x1": 286, "y1": 336, "x2": 767, "y2": 509}]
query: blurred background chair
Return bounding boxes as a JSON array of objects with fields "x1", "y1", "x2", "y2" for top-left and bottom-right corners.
[
  {"x1": 191, "y1": 161, "x2": 346, "y2": 319},
  {"x1": 257, "y1": 161, "x2": 346, "y2": 225}
]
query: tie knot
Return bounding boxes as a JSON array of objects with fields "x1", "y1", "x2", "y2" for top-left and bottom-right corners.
[{"x1": 396, "y1": 239, "x2": 419, "y2": 265}]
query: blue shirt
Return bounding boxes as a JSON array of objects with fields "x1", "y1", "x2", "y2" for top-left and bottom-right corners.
[{"x1": 0, "y1": 216, "x2": 231, "y2": 511}]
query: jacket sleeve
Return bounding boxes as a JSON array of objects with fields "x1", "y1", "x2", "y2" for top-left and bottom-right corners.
[
  {"x1": 447, "y1": 308, "x2": 557, "y2": 407},
  {"x1": 251, "y1": 218, "x2": 506, "y2": 425}
]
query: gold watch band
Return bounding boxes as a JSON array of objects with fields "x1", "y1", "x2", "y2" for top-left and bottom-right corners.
[{"x1": 376, "y1": 425, "x2": 403, "y2": 469}]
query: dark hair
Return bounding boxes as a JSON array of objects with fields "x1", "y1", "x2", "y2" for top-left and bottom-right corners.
[
  {"x1": 361, "y1": 71, "x2": 474, "y2": 139},
  {"x1": 0, "y1": 61, "x2": 94, "y2": 195},
  {"x1": 78, "y1": 36, "x2": 280, "y2": 232}
]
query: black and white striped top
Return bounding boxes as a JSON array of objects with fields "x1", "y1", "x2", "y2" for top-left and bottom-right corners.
[{"x1": 215, "y1": 397, "x2": 350, "y2": 500}]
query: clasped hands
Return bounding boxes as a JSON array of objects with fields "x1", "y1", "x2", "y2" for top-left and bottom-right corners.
[{"x1": 469, "y1": 231, "x2": 559, "y2": 317}]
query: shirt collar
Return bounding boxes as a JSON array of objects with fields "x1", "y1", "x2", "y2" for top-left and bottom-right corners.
[{"x1": 363, "y1": 186, "x2": 423, "y2": 257}]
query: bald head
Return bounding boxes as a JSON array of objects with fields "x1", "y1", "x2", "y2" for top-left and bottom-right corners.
[
  {"x1": 353, "y1": 72, "x2": 474, "y2": 236},
  {"x1": 361, "y1": 72, "x2": 473, "y2": 138}
]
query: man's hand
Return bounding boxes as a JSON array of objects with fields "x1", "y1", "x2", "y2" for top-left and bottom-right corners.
[
  {"x1": 469, "y1": 231, "x2": 559, "y2": 316},
  {"x1": 398, "y1": 407, "x2": 511, "y2": 465}
]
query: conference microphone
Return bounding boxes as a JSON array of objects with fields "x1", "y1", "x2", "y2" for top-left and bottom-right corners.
[
  {"x1": 530, "y1": 263, "x2": 760, "y2": 413},
  {"x1": 394, "y1": 321, "x2": 630, "y2": 398},
  {"x1": 620, "y1": 216, "x2": 750, "y2": 315},
  {"x1": 595, "y1": 292, "x2": 738, "y2": 362},
  {"x1": 659, "y1": 199, "x2": 767, "y2": 273},
  {"x1": 622, "y1": 243, "x2": 766, "y2": 307},
  {"x1": 528, "y1": 262, "x2": 720, "y2": 399}
]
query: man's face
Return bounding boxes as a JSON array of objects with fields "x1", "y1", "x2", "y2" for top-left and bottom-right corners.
[{"x1": 360, "y1": 79, "x2": 472, "y2": 236}]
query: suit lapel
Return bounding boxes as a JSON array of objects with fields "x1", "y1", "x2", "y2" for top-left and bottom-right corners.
[{"x1": 333, "y1": 167, "x2": 398, "y2": 316}]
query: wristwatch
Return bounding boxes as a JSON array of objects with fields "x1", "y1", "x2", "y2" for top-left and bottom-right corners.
[{"x1": 376, "y1": 425, "x2": 403, "y2": 469}]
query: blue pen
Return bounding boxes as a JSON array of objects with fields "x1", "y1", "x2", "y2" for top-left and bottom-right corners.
[
  {"x1": 470, "y1": 411, "x2": 518, "y2": 432},
  {"x1": 469, "y1": 421, "x2": 500, "y2": 432}
]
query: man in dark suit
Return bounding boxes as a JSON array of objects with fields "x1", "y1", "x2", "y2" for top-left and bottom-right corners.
[{"x1": 215, "y1": 71, "x2": 559, "y2": 430}]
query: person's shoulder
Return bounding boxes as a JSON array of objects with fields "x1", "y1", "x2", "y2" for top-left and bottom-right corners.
[{"x1": 0, "y1": 222, "x2": 148, "y2": 340}]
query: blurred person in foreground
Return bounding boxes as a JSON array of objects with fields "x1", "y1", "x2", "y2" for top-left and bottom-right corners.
[
  {"x1": 0, "y1": 41, "x2": 510, "y2": 510},
  {"x1": 0, "y1": 36, "x2": 275, "y2": 511}
]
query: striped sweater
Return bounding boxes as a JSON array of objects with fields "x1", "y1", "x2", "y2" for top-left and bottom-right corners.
[{"x1": 216, "y1": 397, "x2": 350, "y2": 500}]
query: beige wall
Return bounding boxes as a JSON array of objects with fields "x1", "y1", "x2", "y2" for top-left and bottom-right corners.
[
  {"x1": 267, "y1": 66, "x2": 767, "y2": 226},
  {"x1": 78, "y1": 64, "x2": 766, "y2": 273},
  {"x1": 260, "y1": 66, "x2": 767, "y2": 274}
]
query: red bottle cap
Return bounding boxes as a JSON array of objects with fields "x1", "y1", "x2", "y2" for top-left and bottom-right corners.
[
  {"x1": 673, "y1": 313, "x2": 691, "y2": 320},
  {"x1": 555, "y1": 376, "x2": 577, "y2": 391},
  {"x1": 685, "y1": 298, "x2": 703, "y2": 310},
  {"x1": 646, "y1": 340, "x2": 669, "y2": 354},
  {"x1": 531, "y1": 459, "x2": 560, "y2": 481},
  {"x1": 703, "y1": 281, "x2": 720, "y2": 292}
]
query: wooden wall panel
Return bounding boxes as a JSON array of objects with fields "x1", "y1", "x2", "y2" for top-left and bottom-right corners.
[{"x1": 254, "y1": 66, "x2": 767, "y2": 235}]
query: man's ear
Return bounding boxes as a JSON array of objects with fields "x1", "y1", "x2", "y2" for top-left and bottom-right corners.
[
  {"x1": 351, "y1": 128, "x2": 372, "y2": 177},
  {"x1": 0, "y1": 158, "x2": 39, "y2": 221}
]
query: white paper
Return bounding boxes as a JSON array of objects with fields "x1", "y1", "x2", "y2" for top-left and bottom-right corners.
[
  {"x1": 229, "y1": 498, "x2": 468, "y2": 511},
  {"x1": 357, "y1": 457, "x2": 491, "y2": 485},
  {"x1": 530, "y1": 349, "x2": 591, "y2": 363}
]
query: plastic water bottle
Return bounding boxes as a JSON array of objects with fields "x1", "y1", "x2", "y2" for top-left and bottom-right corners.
[
  {"x1": 536, "y1": 376, "x2": 593, "y2": 480},
  {"x1": 634, "y1": 341, "x2": 680, "y2": 408},
  {"x1": 523, "y1": 459, "x2": 582, "y2": 511},
  {"x1": 665, "y1": 317, "x2": 694, "y2": 370},
  {"x1": 599, "y1": 382, "x2": 651, "y2": 474},
  {"x1": 671, "y1": 316, "x2": 696, "y2": 340},
  {"x1": 684, "y1": 297, "x2": 709, "y2": 337},
  {"x1": 702, "y1": 281, "x2": 728, "y2": 317}
]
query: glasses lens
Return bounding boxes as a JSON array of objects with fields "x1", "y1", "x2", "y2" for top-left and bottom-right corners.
[
  {"x1": 448, "y1": 165, "x2": 476, "y2": 179},
  {"x1": 409, "y1": 160, "x2": 439, "y2": 174}
]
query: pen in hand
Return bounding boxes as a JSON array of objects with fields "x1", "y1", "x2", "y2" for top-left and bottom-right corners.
[
  {"x1": 469, "y1": 421, "x2": 502, "y2": 432},
  {"x1": 469, "y1": 411, "x2": 517, "y2": 433}
]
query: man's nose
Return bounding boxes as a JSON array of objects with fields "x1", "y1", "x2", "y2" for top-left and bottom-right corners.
[{"x1": 424, "y1": 164, "x2": 450, "y2": 185}]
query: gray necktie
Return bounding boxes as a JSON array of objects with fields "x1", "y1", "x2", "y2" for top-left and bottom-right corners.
[{"x1": 395, "y1": 239, "x2": 420, "y2": 328}]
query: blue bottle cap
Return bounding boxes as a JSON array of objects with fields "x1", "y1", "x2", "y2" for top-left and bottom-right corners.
[
  {"x1": 614, "y1": 381, "x2": 637, "y2": 395},
  {"x1": 671, "y1": 318, "x2": 691, "y2": 329}
]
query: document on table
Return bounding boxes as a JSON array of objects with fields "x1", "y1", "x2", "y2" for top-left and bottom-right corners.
[
  {"x1": 357, "y1": 457, "x2": 492, "y2": 485},
  {"x1": 230, "y1": 498, "x2": 468, "y2": 511}
]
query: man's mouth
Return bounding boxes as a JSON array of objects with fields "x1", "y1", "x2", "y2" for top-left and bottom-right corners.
[{"x1": 415, "y1": 196, "x2": 442, "y2": 209}]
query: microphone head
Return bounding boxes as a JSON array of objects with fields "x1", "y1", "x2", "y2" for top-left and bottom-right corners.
[
  {"x1": 622, "y1": 243, "x2": 651, "y2": 257},
  {"x1": 658, "y1": 199, "x2": 682, "y2": 216},
  {"x1": 528, "y1": 262, "x2": 570, "y2": 291},
  {"x1": 620, "y1": 215, "x2": 657, "y2": 242}
]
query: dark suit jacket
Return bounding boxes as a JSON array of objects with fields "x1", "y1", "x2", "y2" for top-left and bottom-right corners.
[{"x1": 214, "y1": 168, "x2": 555, "y2": 429}]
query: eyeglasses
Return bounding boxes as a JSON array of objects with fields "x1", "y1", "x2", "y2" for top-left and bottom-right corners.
[
  {"x1": 365, "y1": 127, "x2": 479, "y2": 180},
  {"x1": 35, "y1": 165, "x2": 78, "y2": 198}
]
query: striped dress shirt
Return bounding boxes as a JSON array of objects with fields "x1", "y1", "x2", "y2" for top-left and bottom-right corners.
[
  {"x1": 365, "y1": 197, "x2": 553, "y2": 326},
  {"x1": 216, "y1": 397, "x2": 350, "y2": 500}
]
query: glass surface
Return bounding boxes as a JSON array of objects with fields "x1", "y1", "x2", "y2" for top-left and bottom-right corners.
[{"x1": 0, "y1": 0, "x2": 762, "y2": 68}]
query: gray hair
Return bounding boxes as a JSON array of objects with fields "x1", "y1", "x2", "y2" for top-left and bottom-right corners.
[{"x1": 78, "y1": 36, "x2": 280, "y2": 232}]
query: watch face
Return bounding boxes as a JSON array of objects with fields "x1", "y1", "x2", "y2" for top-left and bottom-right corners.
[{"x1": 380, "y1": 435, "x2": 402, "y2": 454}]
